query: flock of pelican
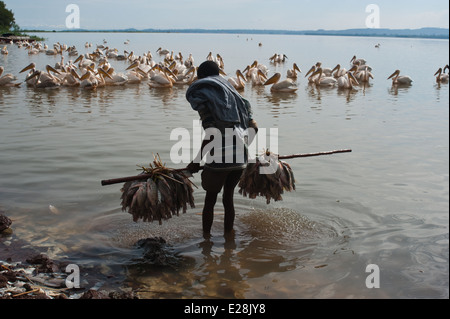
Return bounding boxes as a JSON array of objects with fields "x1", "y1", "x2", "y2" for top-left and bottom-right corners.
[{"x1": 0, "y1": 39, "x2": 449, "y2": 91}]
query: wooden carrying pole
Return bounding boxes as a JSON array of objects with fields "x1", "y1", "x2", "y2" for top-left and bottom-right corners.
[{"x1": 101, "y1": 149, "x2": 352, "y2": 186}]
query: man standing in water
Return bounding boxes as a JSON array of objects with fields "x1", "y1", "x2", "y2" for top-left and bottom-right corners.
[{"x1": 186, "y1": 61, "x2": 258, "y2": 239}]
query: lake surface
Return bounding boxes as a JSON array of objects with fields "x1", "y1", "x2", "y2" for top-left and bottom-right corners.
[{"x1": 0, "y1": 32, "x2": 448, "y2": 299}]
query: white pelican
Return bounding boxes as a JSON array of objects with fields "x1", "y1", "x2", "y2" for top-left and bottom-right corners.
[
  {"x1": 269, "y1": 53, "x2": 288, "y2": 63},
  {"x1": 96, "y1": 68, "x2": 115, "y2": 86},
  {"x1": 245, "y1": 67, "x2": 267, "y2": 86},
  {"x1": 26, "y1": 65, "x2": 62, "y2": 89},
  {"x1": 206, "y1": 52, "x2": 225, "y2": 69},
  {"x1": 250, "y1": 60, "x2": 269, "y2": 76},
  {"x1": 67, "y1": 46, "x2": 78, "y2": 57},
  {"x1": 206, "y1": 51, "x2": 214, "y2": 62},
  {"x1": 228, "y1": 70, "x2": 246, "y2": 91},
  {"x1": 157, "y1": 47, "x2": 170, "y2": 56},
  {"x1": 99, "y1": 67, "x2": 127, "y2": 86},
  {"x1": 435, "y1": 66, "x2": 449, "y2": 83},
  {"x1": 106, "y1": 48, "x2": 118, "y2": 59},
  {"x1": 55, "y1": 56, "x2": 65, "y2": 70},
  {"x1": 243, "y1": 61, "x2": 268, "y2": 81},
  {"x1": 20, "y1": 63, "x2": 40, "y2": 86},
  {"x1": 61, "y1": 69, "x2": 82, "y2": 87},
  {"x1": 337, "y1": 71, "x2": 359, "y2": 90},
  {"x1": 79, "y1": 69, "x2": 99, "y2": 90},
  {"x1": 350, "y1": 55, "x2": 366, "y2": 66},
  {"x1": 74, "y1": 54, "x2": 95, "y2": 70},
  {"x1": 314, "y1": 62, "x2": 333, "y2": 77},
  {"x1": 264, "y1": 73, "x2": 297, "y2": 93},
  {"x1": 184, "y1": 53, "x2": 195, "y2": 68},
  {"x1": 173, "y1": 66, "x2": 196, "y2": 85},
  {"x1": 148, "y1": 66, "x2": 176, "y2": 88},
  {"x1": 356, "y1": 65, "x2": 374, "y2": 83},
  {"x1": 0, "y1": 66, "x2": 20, "y2": 87},
  {"x1": 331, "y1": 64, "x2": 348, "y2": 78},
  {"x1": 126, "y1": 68, "x2": 145, "y2": 84},
  {"x1": 175, "y1": 51, "x2": 183, "y2": 62},
  {"x1": 310, "y1": 68, "x2": 337, "y2": 87},
  {"x1": 127, "y1": 59, "x2": 151, "y2": 74},
  {"x1": 287, "y1": 63, "x2": 301, "y2": 79},
  {"x1": 305, "y1": 65, "x2": 321, "y2": 84},
  {"x1": 388, "y1": 70, "x2": 413, "y2": 86},
  {"x1": 27, "y1": 46, "x2": 39, "y2": 55},
  {"x1": 1, "y1": 46, "x2": 8, "y2": 55},
  {"x1": 45, "y1": 48, "x2": 58, "y2": 55}
]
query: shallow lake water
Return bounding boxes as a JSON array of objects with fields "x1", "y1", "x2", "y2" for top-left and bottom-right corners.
[{"x1": 0, "y1": 32, "x2": 448, "y2": 299}]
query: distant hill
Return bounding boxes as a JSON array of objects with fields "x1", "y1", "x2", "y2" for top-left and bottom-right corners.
[
  {"x1": 29, "y1": 27, "x2": 449, "y2": 40},
  {"x1": 299, "y1": 27, "x2": 449, "y2": 39}
]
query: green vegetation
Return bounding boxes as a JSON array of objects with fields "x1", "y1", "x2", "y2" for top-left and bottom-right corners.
[
  {"x1": 0, "y1": 1, "x2": 45, "y2": 41},
  {"x1": 0, "y1": 0, "x2": 15, "y2": 32}
]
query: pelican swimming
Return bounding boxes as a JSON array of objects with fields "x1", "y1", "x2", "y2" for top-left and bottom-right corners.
[
  {"x1": 173, "y1": 66, "x2": 196, "y2": 85},
  {"x1": 287, "y1": 63, "x2": 301, "y2": 79},
  {"x1": 55, "y1": 56, "x2": 65, "y2": 70},
  {"x1": 20, "y1": 63, "x2": 40, "y2": 86},
  {"x1": 61, "y1": 69, "x2": 82, "y2": 87},
  {"x1": 74, "y1": 54, "x2": 95, "y2": 70},
  {"x1": 350, "y1": 55, "x2": 366, "y2": 66},
  {"x1": 26, "y1": 65, "x2": 62, "y2": 89},
  {"x1": 269, "y1": 53, "x2": 288, "y2": 64},
  {"x1": 388, "y1": 70, "x2": 413, "y2": 86},
  {"x1": 228, "y1": 69, "x2": 246, "y2": 91},
  {"x1": 148, "y1": 65, "x2": 176, "y2": 88},
  {"x1": 253, "y1": 69, "x2": 268, "y2": 86},
  {"x1": 331, "y1": 64, "x2": 349, "y2": 78},
  {"x1": 310, "y1": 67, "x2": 337, "y2": 87},
  {"x1": 264, "y1": 72, "x2": 297, "y2": 93},
  {"x1": 313, "y1": 62, "x2": 333, "y2": 77},
  {"x1": 0, "y1": 66, "x2": 21, "y2": 87},
  {"x1": 96, "y1": 68, "x2": 115, "y2": 86},
  {"x1": 101, "y1": 67, "x2": 128, "y2": 86},
  {"x1": 79, "y1": 69, "x2": 99, "y2": 90},
  {"x1": 435, "y1": 66, "x2": 449, "y2": 83},
  {"x1": 157, "y1": 47, "x2": 170, "y2": 56},
  {"x1": 1, "y1": 46, "x2": 8, "y2": 55},
  {"x1": 252, "y1": 60, "x2": 269, "y2": 76},
  {"x1": 27, "y1": 46, "x2": 39, "y2": 55},
  {"x1": 126, "y1": 59, "x2": 154, "y2": 81},
  {"x1": 184, "y1": 53, "x2": 195, "y2": 68},
  {"x1": 243, "y1": 61, "x2": 268, "y2": 81},
  {"x1": 337, "y1": 71, "x2": 359, "y2": 90},
  {"x1": 356, "y1": 65, "x2": 374, "y2": 83},
  {"x1": 305, "y1": 65, "x2": 321, "y2": 84}
]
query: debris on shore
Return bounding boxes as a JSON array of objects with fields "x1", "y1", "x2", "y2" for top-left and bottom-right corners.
[
  {"x1": 0, "y1": 213, "x2": 12, "y2": 233},
  {"x1": 0, "y1": 253, "x2": 137, "y2": 299}
]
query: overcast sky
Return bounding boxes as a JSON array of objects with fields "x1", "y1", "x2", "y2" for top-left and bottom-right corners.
[{"x1": 4, "y1": 0, "x2": 449, "y2": 31}]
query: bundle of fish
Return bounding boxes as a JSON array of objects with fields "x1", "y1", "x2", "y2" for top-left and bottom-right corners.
[
  {"x1": 120, "y1": 155, "x2": 196, "y2": 224},
  {"x1": 239, "y1": 152, "x2": 296, "y2": 204}
]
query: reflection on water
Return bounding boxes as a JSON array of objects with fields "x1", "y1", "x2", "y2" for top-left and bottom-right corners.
[
  {"x1": 1, "y1": 32, "x2": 449, "y2": 299},
  {"x1": 121, "y1": 208, "x2": 342, "y2": 299},
  {"x1": 388, "y1": 84, "x2": 413, "y2": 96}
]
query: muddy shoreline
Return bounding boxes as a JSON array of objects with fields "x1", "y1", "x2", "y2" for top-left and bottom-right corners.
[{"x1": 1, "y1": 212, "x2": 175, "y2": 299}]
